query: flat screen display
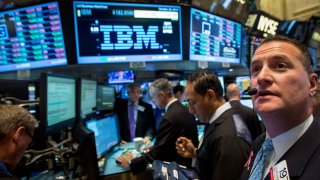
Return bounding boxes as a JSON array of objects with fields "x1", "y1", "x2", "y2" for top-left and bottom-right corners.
[
  {"x1": 189, "y1": 8, "x2": 242, "y2": 63},
  {"x1": 218, "y1": 76, "x2": 225, "y2": 96},
  {"x1": 80, "y1": 79, "x2": 97, "y2": 118},
  {"x1": 236, "y1": 76, "x2": 251, "y2": 99},
  {"x1": 73, "y1": 1, "x2": 182, "y2": 64},
  {"x1": 85, "y1": 114, "x2": 120, "y2": 158},
  {"x1": 96, "y1": 85, "x2": 115, "y2": 111},
  {"x1": 0, "y1": 2, "x2": 67, "y2": 72},
  {"x1": 41, "y1": 74, "x2": 76, "y2": 134},
  {"x1": 250, "y1": 36, "x2": 264, "y2": 60},
  {"x1": 108, "y1": 70, "x2": 134, "y2": 84}
]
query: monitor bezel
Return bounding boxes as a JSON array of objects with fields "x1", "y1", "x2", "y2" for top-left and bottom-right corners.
[
  {"x1": 40, "y1": 73, "x2": 76, "y2": 135},
  {"x1": 73, "y1": 1, "x2": 183, "y2": 64},
  {"x1": 77, "y1": 77, "x2": 98, "y2": 120},
  {"x1": 0, "y1": 1, "x2": 69, "y2": 73},
  {"x1": 189, "y1": 6, "x2": 242, "y2": 64},
  {"x1": 96, "y1": 84, "x2": 116, "y2": 111},
  {"x1": 85, "y1": 113, "x2": 121, "y2": 158}
]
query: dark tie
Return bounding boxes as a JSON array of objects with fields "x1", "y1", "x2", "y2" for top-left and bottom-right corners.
[
  {"x1": 129, "y1": 103, "x2": 135, "y2": 141},
  {"x1": 249, "y1": 138, "x2": 274, "y2": 180},
  {"x1": 204, "y1": 123, "x2": 210, "y2": 133}
]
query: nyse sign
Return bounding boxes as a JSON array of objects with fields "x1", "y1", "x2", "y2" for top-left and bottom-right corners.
[
  {"x1": 100, "y1": 25, "x2": 160, "y2": 50},
  {"x1": 257, "y1": 15, "x2": 279, "y2": 35}
]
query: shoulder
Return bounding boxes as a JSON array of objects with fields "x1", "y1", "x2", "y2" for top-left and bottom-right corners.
[{"x1": 139, "y1": 100, "x2": 153, "y2": 108}]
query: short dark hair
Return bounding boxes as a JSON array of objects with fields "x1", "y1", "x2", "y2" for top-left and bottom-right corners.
[
  {"x1": 187, "y1": 70, "x2": 223, "y2": 98},
  {"x1": 173, "y1": 84, "x2": 185, "y2": 94},
  {"x1": 256, "y1": 35, "x2": 314, "y2": 74},
  {"x1": 127, "y1": 83, "x2": 140, "y2": 93}
]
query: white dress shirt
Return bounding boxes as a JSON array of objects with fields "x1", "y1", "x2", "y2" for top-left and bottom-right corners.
[{"x1": 262, "y1": 115, "x2": 314, "y2": 179}]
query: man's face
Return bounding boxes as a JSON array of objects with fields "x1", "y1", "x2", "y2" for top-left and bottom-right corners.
[
  {"x1": 128, "y1": 86, "x2": 140, "y2": 103},
  {"x1": 185, "y1": 83, "x2": 211, "y2": 123},
  {"x1": 13, "y1": 127, "x2": 34, "y2": 169},
  {"x1": 250, "y1": 41, "x2": 315, "y2": 117},
  {"x1": 149, "y1": 88, "x2": 166, "y2": 109}
]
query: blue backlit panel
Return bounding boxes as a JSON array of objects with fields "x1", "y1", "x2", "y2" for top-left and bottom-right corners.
[
  {"x1": 189, "y1": 8, "x2": 242, "y2": 63},
  {"x1": 0, "y1": 2, "x2": 67, "y2": 72},
  {"x1": 73, "y1": 1, "x2": 182, "y2": 64}
]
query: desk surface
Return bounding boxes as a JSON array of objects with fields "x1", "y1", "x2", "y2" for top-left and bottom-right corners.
[{"x1": 101, "y1": 142, "x2": 137, "y2": 176}]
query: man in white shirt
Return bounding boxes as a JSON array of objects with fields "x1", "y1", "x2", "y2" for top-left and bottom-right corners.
[
  {"x1": 241, "y1": 35, "x2": 320, "y2": 180},
  {"x1": 176, "y1": 71, "x2": 252, "y2": 180}
]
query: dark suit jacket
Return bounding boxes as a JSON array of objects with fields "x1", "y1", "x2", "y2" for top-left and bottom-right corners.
[
  {"x1": 130, "y1": 100, "x2": 199, "y2": 174},
  {"x1": 229, "y1": 100, "x2": 264, "y2": 140},
  {"x1": 241, "y1": 118, "x2": 320, "y2": 180},
  {"x1": 195, "y1": 108, "x2": 251, "y2": 180},
  {"x1": 114, "y1": 98, "x2": 155, "y2": 142}
]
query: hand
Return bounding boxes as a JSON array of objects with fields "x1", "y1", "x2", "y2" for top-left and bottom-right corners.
[
  {"x1": 116, "y1": 151, "x2": 134, "y2": 168},
  {"x1": 143, "y1": 136, "x2": 151, "y2": 145},
  {"x1": 120, "y1": 140, "x2": 127, "y2": 145},
  {"x1": 176, "y1": 137, "x2": 197, "y2": 158},
  {"x1": 142, "y1": 145, "x2": 153, "y2": 152}
]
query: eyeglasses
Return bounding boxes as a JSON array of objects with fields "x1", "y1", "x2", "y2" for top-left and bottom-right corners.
[
  {"x1": 24, "y1": 127, "x2": 35, "y2": 148},
  {"x1": 24, "y1": 129, "x2": 34, "y2": 140}
]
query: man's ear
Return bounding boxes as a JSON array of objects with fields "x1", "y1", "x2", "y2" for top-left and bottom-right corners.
[
  {"x1": 12, "y1": 126, "x2": 24, "y2": 143},
  {"x1": 309, "y1": 73, "x2": 318, "y2": 96},
  {"x1": 158, "y1": 91, "x2": 165, "y2": 99},
  {"x1": 207, "y1": 89, "x2": 216, "y2": 100}
]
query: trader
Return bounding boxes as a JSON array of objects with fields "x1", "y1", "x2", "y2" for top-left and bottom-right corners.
[
  {"x1": 0, "y1": 105, "x2": 38, "y2": 178},
  {"x1": 114, "y1": 83, "x2": 155, "y2": 142},
  {"x1": 116, "y1": 78, "x2": 199, "y2": 173},
  {"x1": 176, "y1": 71, "x2": 252, "y2": 180},
  {"x1": 226, "y1": 83, "x2": 264, "y2": 139},
  {"x1": 241, "y1": 35, "x2": 320, "y2": 179}
]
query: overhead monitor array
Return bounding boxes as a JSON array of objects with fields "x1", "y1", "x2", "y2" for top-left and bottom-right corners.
[{"x1": 0, "y1": 1, "x2": 251, "y2": 73}]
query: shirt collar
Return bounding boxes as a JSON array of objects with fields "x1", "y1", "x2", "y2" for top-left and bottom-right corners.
[
  {"x1": 208, "y1": 102, "x2": 231, "y2": 124},
  {"x1": 266, "y1": 114, "x2": 314, "y2": 161},
  {"x1": 128, "y1": 101, "x2": 138, "y2": 107},
  {"x1": 0, "y1": 161, "x2": 12, "y2": 176},
  {"x1": 165, "y1": 98, "x2": 178, "y2": 112}
]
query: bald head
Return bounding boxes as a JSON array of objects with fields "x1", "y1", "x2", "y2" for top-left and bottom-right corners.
[{"x1": 226, "y1": 83, "x2": 241, "y2": 101}]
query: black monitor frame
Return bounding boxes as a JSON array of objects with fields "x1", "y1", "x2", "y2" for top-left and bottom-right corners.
[
  {"x1": 76, "y1": 77, "x2": 98, "y2": 121},
  {"x1": 84, "y1": 113, "x2": 121, "y2": 157},
  {"x1": 73, "y1": 0, "x2": 183, "y2": 64},
  {"x1": 0, "y1": 1, "x2": 70, "y2": 72},
  {"x1": 74, "y1": 124, "x2": 99, "y2": 180},
  {"x1": 96, "y1": 84, "x2": 116, "y2": 112},
  {"x1": 188, "y1": 6, "x2": 242, "y2": 64},
  {"x1": 40, "y1": 73, "x2": 76, "y2": 135}
]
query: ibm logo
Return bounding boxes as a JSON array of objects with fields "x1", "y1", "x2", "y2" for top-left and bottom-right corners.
[{"x1": 100, "y1": 25, "x2": 160, "y2": 50}]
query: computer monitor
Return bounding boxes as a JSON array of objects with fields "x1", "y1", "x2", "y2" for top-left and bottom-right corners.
[
  {"x1": 240, "y1": 99, "x2": 253, "y2": 109},
  {"x1": 108, "y1": 70, "x2": 134, "y2": 84},
  {"x1": 73, "y1": 1, "x2": 182, "y2": 64},
  {"x1": 78, "y1": 78, "x2": 97, "y2": 119},
  {"x1": 96, "y1": 85, "x2": 115, "y2": 111},
  {"x1": 0, "y1": 2, "x2": 68, "y2": 72},
  {"x1": 218, "y1": 76, "x2": 225, "y2": 96},
  {"x1": 0, "y1": 79, "x2": 29, "y2": 101},
  {"x1": 249, "y1": 36, "x2": 264, "y2": 60},
  {"x1": 40, "y1": 73, "x2": 76, "y2": 135},
  {"x1": 235, "y1": 76, "x2": 251, "y2": 99},
  {"x1": 74, "y1": 125, "x2": 99, "y2": 180},
  {"x1": 85, "y1": 114, "x2": 121, "y2": 159},
  {"x1": 189, "y1": 7, "x2": 242, "y2": 63}
]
